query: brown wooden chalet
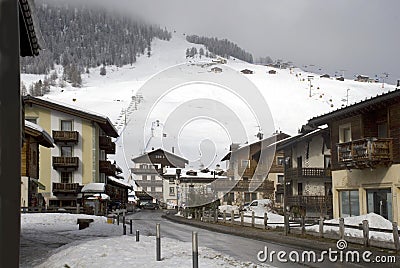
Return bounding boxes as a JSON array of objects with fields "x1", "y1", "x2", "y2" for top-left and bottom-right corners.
[
  {"x1": 277, "y1": 127, "x2": 332, "y2": 218},
  {"x1": 220, "y1": 132, "x2": 290, "y2": 203},
  {"x1": 21, "y1": 121, "x2": 54, "y2": 210},
  {"x1": 308, "y1": 89, "x2": 400, "y2": 170},
  {"x1": 241, "y1": 69, "x2": 254, "y2": 74}
]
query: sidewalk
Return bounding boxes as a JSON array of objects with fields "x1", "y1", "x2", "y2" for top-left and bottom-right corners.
[{"x1": 162, "y1": 212, "x2": 399, "y2": 255}]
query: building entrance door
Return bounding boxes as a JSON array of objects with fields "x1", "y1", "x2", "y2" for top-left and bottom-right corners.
[{"x1": 367, "y1": 188, "x2": 392, "y2": 221}]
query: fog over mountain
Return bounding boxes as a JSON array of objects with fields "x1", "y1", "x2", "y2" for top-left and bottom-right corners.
[{"x1": 59, "y1": 0, "x2": 400, "y2": 84}]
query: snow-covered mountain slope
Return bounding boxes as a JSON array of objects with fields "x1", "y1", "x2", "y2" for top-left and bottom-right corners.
[{"x1": 21, "y1": 33, "x2": 398, "y2": 178}]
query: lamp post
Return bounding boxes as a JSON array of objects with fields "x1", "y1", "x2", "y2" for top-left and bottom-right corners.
[{"x1": 175, "y1": 168, "x2": 181, "y2": 211}]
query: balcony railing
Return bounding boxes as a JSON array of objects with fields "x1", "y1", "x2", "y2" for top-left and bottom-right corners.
[
  {"x1": 52, "y1": 131, "x2": 79, "y2": 144},
  {"x1": 99, "y1": 160, "x2": 116, "y2": 175},
  {"x1": 286, "y1": 195, "x2": 333, "y2": 208},
  {"x1": 213, "y1": 179, "x2": 274, "y2": 192},
  {"x1": 52, "y1": 182, "x2": 80, "y2": 194},
  {"x1": 99, "y1": 136, "x2": 116, "y2": 154},
  {"x1": 52, "y1": 156, "x2": 79, "y2": 169},
  {"x1": 285, "y1": 167, "x2": 331, "y2": 180},
  {"x1": 337, "y1": 138, "x2": 393, "y2": 168}
]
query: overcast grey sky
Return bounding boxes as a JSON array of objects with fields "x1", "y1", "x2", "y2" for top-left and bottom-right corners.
[{"x1": 74, "y1": 0, "x2": 400, "y2": 83}]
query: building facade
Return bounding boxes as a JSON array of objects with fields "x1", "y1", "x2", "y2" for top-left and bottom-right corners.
[
  {"x1": 24, "y1": 96, "x2": 119, "y2": 211},
  {"x1": 278, "y1": 127, "x2": 332, "y2": 218},
  {"x1": 308, "y1": 89, "x2": 400, "y2": 222},
  {"x1": 21, "y1": 121, "x2": 54, "y2": 210},
  {"x1": 132, "y1": 148, "x2": 188, "y2": 205}
]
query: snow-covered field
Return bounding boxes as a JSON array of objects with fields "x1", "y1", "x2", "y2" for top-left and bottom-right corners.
[
  {"x1": 21, "y1": 32, "x2": 398, "y2": 178},
  {"x1": 22, "y1": 213, "x2": 269, "y2": 268}
]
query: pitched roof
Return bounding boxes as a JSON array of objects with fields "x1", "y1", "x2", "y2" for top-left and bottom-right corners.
[
  {"x1": 308, "y1": 89, "x2": 400, "y2": 127},
  {"x1": 24, "y1": 95, "x2": 118, "y2": 137},
  {"x1": 221, "y1": 132, "x2": 290, "y2": 161},
  {"x1": 24, "y1": 120, "x2": 54, "y2": 148},
  {"x1": 19, "y1": 0, "x2": 40, "y2": 56},
  {"x1": 131, "y1": 148, "x2": 188, "y2": 164}
]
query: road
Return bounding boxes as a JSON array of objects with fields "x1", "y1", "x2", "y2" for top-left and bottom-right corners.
[{"x1": 127, "y1": 210, "x2": 388, "y2": 268}]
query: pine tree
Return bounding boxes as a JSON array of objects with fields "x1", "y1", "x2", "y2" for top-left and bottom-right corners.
[{"x1": 100, "y1": 65, "x2": 106, "y2": 76}]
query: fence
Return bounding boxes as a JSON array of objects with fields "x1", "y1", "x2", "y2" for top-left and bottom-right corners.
[{"x1": 183, "y1": 208, "x2": 400, "y2": 251}]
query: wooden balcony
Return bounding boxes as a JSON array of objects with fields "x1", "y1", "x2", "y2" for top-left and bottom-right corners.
[
  {"x1": 337, "y1": 138, "x2": 393, "y2": 169},
  {"x1": 99, "y1": 160, "x2": 116, "y2": 175},
  {"x1": 213, "y1": 179, "x2": 274, "y2": 192},
  {"x1": 285, "y1": 167, "x2": 331, "y2": 180},
  {"x1": 52, "y1": 182, "x2": 80, "y2": 194},
  {"x1": 135, "y1": 180, "x2": 163, "y2": 187},
  {"x1": 99, "y1": 136, "x2": 116, "y2": 154},
  {"x1": 52, "y1": 131, "x2": 79, "y2": 144},
  {"x1": 52, "y1": 156, "x2": 79, "y2": 169},
  {"x1": 286, "y1": 195, "x2": 332, "y2": 209}
]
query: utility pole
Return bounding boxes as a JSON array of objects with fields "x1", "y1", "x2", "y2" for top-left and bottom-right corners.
[{"x1": 0, "y1": 0, "x2": 22, "y2": 266}]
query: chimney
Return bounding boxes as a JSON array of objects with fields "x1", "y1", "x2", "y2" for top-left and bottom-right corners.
[{"x1": 172, "y1": 146, "x2": 175, "y2": 153}]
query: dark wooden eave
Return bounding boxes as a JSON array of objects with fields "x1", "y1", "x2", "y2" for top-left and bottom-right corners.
[
  {"x1": 23, "y1": 95, "x2": 119, "y2": 138},
  {"x1": 132, "y1": 148, "x2": 188, "y2": 164},
  {"x1": 308, "y1": 89, "x2": 400, "y2": 127},
  {"x1": 19, "y1": 0, "x2": 40, "y2": 57}
]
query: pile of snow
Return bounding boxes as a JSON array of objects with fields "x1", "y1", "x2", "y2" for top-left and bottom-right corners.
[
  {"x1": 22, "y1": 213, "x2": 267, "y2": 267},
  {"x1": 306, "y1": 213, "x2": 394, "y2": 242}
]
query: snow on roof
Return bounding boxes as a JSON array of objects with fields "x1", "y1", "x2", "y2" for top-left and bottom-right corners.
[
  {"x1": 107, "y1": 176, "x2": 132, "y2": 189},
  {"x1": 164, "y1": 167, "x2": 227, "y2": 179},
  {"x1": 81, "y1": 183, "x2": 105, "y2": 193},
  {"x1": 24, "y1": 120, "x2": 54, "y2": 147}
]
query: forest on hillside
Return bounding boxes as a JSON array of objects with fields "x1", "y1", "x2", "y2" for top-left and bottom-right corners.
[
  {"x1": 186, "y1": 35, "x2": 253, "y2": 63},
  {"x1": 20, "y1": 1, "x2": 171, "y2": 76}
]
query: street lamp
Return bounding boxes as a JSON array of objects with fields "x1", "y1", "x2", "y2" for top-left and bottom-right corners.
[{"x1": 175, "y1": 168, "x2": 181, "y2": 211}]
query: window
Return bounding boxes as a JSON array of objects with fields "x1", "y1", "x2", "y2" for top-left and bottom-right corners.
[
  {"x1": 61, "y1": 146, "x2": 72, "y2": 157},
  {"x1": 324, "y1": 156, "x2": 331, "y2": 169},
  {"x1": 61, "y1": 120, "x2": 73, "y2": 131},
  {"x1": 244, "y1": 192, "x2": 257, "y2": 202},
  {"x1": 61, "y1": 172, "x2": 72, "y2": 183},
  {"x1": 277, "y1": 157, "x2": 284, "y2": 166},
  {"x1": 340, "y1": 190, "x2": 360, "y2": 217},
  {"x1": 297, "y1": 183, "x2": 303, "y2": 195},
  {"x1": 151, "y1": 175, "x2": 156, "y2": 181},
  {"x1": 378, "y1": 123, "x2": 388, "y2": 138},
  {"x1": 241, "y1": 160, "x2": 249, "y2": 168},
  {"x1": 277, "y1": 175, "x2": 284, "y2": 184},
  {"x1": 142, "y1": 175, "x2": 147, "y2": 181},
  {"x1": 169, "y1": 178, "x2": 175, "y2": 184},
  {"x1": 169, "y1": 187, "x2": 175, "y2": 196},
  {"x1": 339, "y1": 124, "x2": 352, "y2": 143},
  {"x1": 367, "y1": 189, "x2": 392, "y2": 220},
  {"x1": 151, "y1": 186, "x2": 156, "y2": 192}
]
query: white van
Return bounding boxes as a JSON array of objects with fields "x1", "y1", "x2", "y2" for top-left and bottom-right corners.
[{"x1": 243, "y1": 199, "x2": 271, "y2": 212}]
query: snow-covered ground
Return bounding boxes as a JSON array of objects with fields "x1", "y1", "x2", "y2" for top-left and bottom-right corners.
[
  {"x1": 21, "y1": 32, "x2": 399, "y2": 180},
  {"x1": 305, "y1": 213, "x2": 395, "y2": 243},
  {"x1": 22, "y1": 213, "x2": 269, "y2": 267}
]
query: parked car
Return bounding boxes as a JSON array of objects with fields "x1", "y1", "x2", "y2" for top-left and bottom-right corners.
[
  {"x1": 142, "y1": 202, "x2": 158, "y2": 210},
  {"x1": 243, "y1": 199, "x2": 271, "y2": 212}
]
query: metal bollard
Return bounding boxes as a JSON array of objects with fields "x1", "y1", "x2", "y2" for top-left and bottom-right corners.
[
  {"x1": 136, "y1": 230, "x2": 140, "y2": 242},
  {"x1": 123, "y1": 225, "x2": 126, "y2": 235},
  {"x1": 117, "y1": 213, "x2": 120, "y2": 225},
  {"x1": 130, "y1": 219, "x2": 133, "y2": 234},
  {"x1": 156, "y1": 223, "x2": 161, "y2": 261},
  {"x1": 251, "y1": 211, "x2": 255, "y2": 227},
  {"x1": 192, "y1": 231, "x2": 198, "y2": 268}
]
